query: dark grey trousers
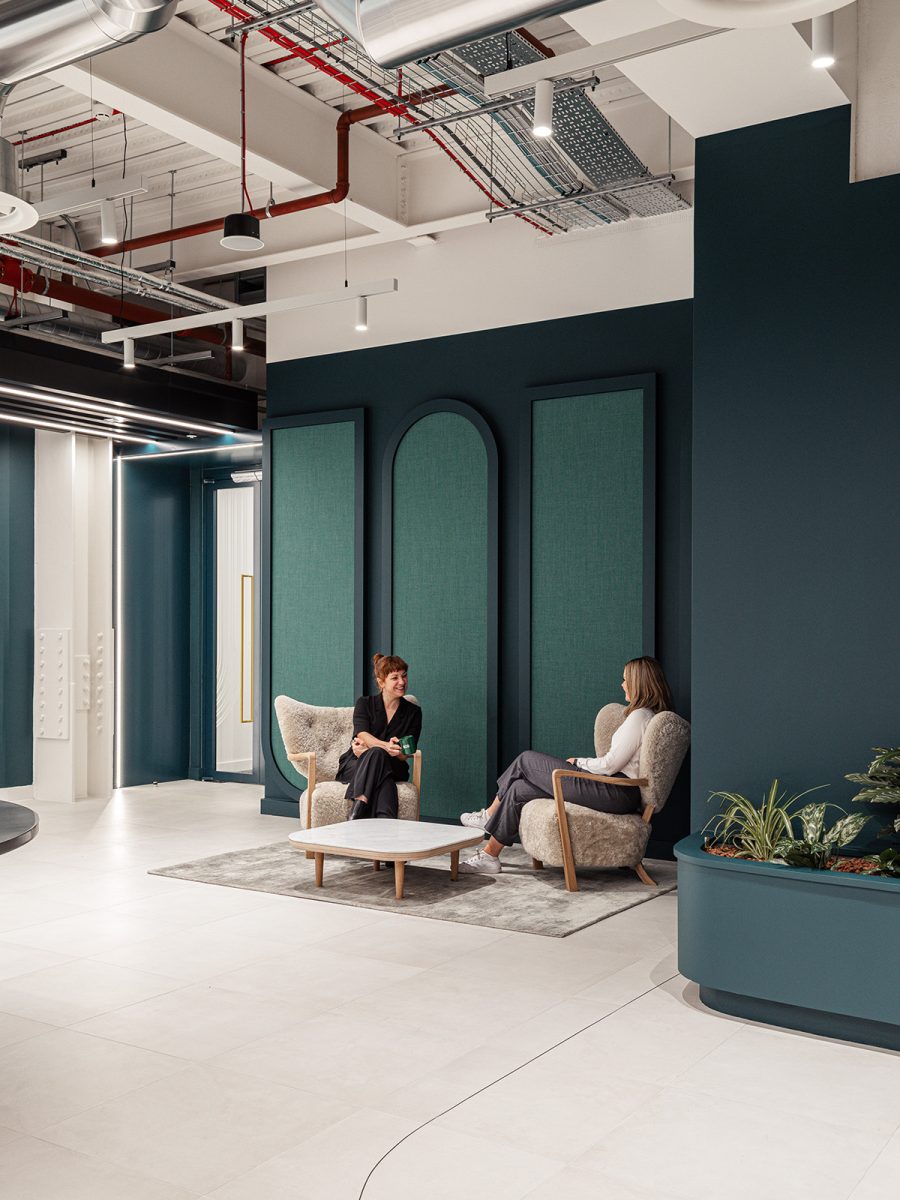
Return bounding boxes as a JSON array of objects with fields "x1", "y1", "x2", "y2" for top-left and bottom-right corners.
[{"x1": 484, "y1": 750, "x2": 639, "y2": 847}]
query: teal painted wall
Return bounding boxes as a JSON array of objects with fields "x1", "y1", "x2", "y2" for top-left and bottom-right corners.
[
  {"x1": 269, "y1": 420, "x2": 358, "y2": 785},
  {"x1": 692, "y1": 106, "x2": 900, "y2": 842},
  {"x1": 268, "y1": 302, "x2": 692, "y2": 851},
  {"x1": 392, "y1": 412, "x2": 488, "y2": 818},
  {"x1": 0, "y1": 428, "x2": 34, "y2": 787},
  {"x1": 531, "y1": 389, "x2": 648, "y2": 757}
]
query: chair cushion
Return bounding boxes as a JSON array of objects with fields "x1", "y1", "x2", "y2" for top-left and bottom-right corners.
[
  {"x1": 302, "y1": 782, "x2": 419, "y2": 828},
  {"x1": 519, "y1": 799, "x2": 650, "y2": 869}
]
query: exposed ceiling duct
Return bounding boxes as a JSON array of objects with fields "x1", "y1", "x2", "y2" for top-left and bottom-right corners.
[
  {"x1": 313, "y1": 0, "x2": 603, "y2": 68},
  {"x1": 0, "y1": 0, "x2": 178, "y2": 86}
]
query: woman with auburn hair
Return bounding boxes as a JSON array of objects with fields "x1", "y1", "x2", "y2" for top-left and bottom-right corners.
[
  {"x1": 459, "y1": 656, "x2": 672, "y2": 874},
  {"x1": 336, "y1": 653, "x2": 422, "y2": 820}
]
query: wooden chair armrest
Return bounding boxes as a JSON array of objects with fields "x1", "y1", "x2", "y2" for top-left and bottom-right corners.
[
  {"x1": 549, "y1": 771, "x2": 656, "y2": 891},
  {"x1": 411, "y1": 749, "x2": 422, "y2": 805},
  {"x1": 287, "y1": 751, "x2": 316, "y2": 829}
]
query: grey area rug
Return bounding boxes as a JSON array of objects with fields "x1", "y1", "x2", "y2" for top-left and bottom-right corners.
[{"x1": 150, "y1": 841, "x2": 676, "y2": 937}]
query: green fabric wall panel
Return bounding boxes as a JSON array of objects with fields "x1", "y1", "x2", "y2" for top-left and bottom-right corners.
[
  {"x1": 531, "y1": 389, "x2": 648, "y2": 757},
  {"x1": 391, "y1": 412, "x2": 488, "y2": 819},
  {"x1": 270, "y1": 420, "x2": 358, "y2": 784}
]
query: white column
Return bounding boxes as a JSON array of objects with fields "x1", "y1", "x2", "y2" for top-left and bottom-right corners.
[
  {"x1": 33, "y1": 432, "x2": 113, "y2": 803},
  {"x1": 854, "y1": 0, "x2": 900, "y2": 181}
]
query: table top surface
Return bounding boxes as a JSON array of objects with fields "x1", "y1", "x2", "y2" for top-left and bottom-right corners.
[
  {"x1": 288, "y1": 818, "x2": 483, "y2": 858},
  {"x1": 0, "y1": 800, "x2": 39, "y2": 856}
]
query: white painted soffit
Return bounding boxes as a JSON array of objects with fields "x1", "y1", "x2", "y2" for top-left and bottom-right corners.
[
  {"x1": 658, "y1": 0, "x2": 856, "y2": 27},
  {"x1": 566, "y1": 0, "x2": 685, "y2": 43},
  {"x1": 617, "y1": 24, "x2": 849, "y2": 137}
]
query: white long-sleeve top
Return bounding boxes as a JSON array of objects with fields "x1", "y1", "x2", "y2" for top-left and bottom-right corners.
[{"x1": 574, "y1": 707, "x2": 653, "y2": 779}]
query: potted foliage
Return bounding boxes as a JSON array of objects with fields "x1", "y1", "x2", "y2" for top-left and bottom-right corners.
[{"x1": 845, "y1": 745, "x2": 900, "y2": 836}]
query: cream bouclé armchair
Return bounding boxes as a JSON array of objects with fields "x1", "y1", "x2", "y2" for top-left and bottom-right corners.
[
  {"x1": 519, "y1": 703, "x2": 690, "y2": 892},
  {"x1": 273, "y1": 695, "x2": 422, "y2": 829}
]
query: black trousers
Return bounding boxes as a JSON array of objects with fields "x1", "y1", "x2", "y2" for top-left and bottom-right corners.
[
  {"x1": 336, "y1": 747, "x2": 405, "y2": 818},
  {"x1": 484, "y1": 750, "x2": 639, "y2": 847}
]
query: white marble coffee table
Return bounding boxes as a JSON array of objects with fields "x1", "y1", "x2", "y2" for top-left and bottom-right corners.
[{"x1": 288, "y1": 819, "x2": 484, "y2": 899}]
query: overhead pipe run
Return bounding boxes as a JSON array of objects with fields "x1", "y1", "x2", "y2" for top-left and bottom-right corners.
[
  {"x1": 88, "y1": 86, "x2": 454, "y2": 259},
  {"x1": 0, "y1": 0, "x2": 178, "y2": 86}
]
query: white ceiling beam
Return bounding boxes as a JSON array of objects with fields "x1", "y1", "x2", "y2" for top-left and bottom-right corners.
[
  {"x1": 483, "y1": 19, "x2": 721, "y2": 96},
  {"x1": 50, "y1": 16, "x2": 404, "y2": 236}
]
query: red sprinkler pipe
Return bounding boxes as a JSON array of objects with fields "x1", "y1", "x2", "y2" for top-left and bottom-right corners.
[{"x1": 88, "y1": 86, "x2": 454, "y2": 259}]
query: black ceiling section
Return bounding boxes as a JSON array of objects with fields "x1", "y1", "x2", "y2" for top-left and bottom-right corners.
[{"x1": 0, "y1": 331, "x2": 259, "y2": 431}]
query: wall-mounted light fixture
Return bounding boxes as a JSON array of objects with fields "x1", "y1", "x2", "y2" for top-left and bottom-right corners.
[
  {"x1": 811, "y1": 12, "x2": 835, "y2": 69},
  {"x1": 532, "y1": 78, "x2": 554, "y2": 139}
]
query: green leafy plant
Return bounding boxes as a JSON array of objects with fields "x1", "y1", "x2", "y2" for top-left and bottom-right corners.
[
  {"x1": 846, "y1": 746, "x2": 900, "y2": 835},
  {"x1": 703, "y1": 780, "x2": 825, "y2": 861},
  {"x1": 862, "y1": 848, "x2": 900, "y2": 877},
  {"x1": 775, "y1": 803, "x2": 871, "y2": 869}
]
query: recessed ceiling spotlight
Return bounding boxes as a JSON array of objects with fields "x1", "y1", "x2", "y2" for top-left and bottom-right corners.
[
  {"x1": 811, "y1": 12, "x2": 835, "y2": 69},
  {"x1": 220, "y1": 211, "x2": 265, "y2": 252}
]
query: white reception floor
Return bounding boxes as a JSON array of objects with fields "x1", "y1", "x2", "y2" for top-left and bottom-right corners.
[{"x1": 0, "y1": 781, "x2": 897, "y2": 1200}]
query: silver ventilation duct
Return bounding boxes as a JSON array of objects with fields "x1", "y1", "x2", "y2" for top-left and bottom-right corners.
[
  {"x1": 0, "y1": 0, "x2": 178, "y2": 86},
  {"x1": 315, "y1": 0, "x2": 600, "y2": 68}
]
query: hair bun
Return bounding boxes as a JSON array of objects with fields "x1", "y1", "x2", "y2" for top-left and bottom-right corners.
[{"x1": 372, "y1": 653, "x2": 385, "y2": 667}]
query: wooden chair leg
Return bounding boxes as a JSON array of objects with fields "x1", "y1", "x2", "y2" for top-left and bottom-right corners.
[
  {"x1": 532, "y1": 858, "x2": 544, "y2": 870},
  {"x1": 634, "y1": 861, "x2": 657, "y2": 886}
]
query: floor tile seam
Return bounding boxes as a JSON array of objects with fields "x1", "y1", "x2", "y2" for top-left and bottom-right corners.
[
  {"x1": 23, "y1": 1131, "x2": 207, "y2": 1197},
  {"x1": 845, "y1": 1126, "x2": 900, "y2": 1199}
]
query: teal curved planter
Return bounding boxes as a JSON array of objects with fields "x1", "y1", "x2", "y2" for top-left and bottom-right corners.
[{"x1": 675, "y1": 834, "x2": 900, "y2": 1050}]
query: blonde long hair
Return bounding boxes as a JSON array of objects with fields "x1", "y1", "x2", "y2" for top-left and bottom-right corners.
[{"x1": 624, "y1": 656, "x2": 672, "y2": 715}]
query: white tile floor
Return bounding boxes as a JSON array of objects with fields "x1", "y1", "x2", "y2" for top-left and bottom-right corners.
[{"x1": 0, "y1": 780, "x2": 897, "y2": 1199}]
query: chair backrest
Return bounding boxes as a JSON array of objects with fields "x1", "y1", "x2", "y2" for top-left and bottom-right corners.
[
  {"x1": 273, "y1": 694, "x2": 421, "y2": 784},
  {"x1": 593, "y1": 701, "x2": 690, "y2": 813}
]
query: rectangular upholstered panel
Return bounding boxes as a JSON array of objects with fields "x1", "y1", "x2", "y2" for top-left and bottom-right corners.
[
  {"x1": 531, "y1": 388, "x2": 649, "y2": 757},
  {"x1": 270, "y1": 420, "x2": 357, "y2": 786},
  {"x1": 391, "y1": 411, "x2": 488, "y2": 819}
]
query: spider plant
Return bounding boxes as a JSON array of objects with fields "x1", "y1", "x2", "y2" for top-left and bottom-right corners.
[{"x1": 703, "y1": 779, "x2": 827, "y2": 862}]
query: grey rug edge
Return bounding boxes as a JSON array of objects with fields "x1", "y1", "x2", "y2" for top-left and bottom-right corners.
[{"x1": 148, "y1": 841, "x2": 677, "y2": 939}]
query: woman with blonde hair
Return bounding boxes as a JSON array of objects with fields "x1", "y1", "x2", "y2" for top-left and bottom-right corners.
[
  {"x1": 459, "y1": 656, "x2": 672, "y2": 874},
  {"x1": 336, "y1": 653, "x2": 422, "y2": 820}
]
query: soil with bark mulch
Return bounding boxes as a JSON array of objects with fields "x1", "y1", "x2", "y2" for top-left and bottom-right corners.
[{"x1": 704, "y1": 845, "x2": 876, "y2": 874}]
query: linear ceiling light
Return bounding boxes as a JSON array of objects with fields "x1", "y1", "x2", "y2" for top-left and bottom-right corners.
[
  {"x1": 99, "y1": 199, "x2": 119, "y2": 246},
  {"x1": 0, "y1": 408, "x2": 155, "y2": 444},
  {"x1": 532, "y1": 79, "x2": 554, "y2": 139},
  {"x1": 811, "y1": 12, "x2": 835, "y2": 69},
  {"x1": 100, "y1": 278, "x2": 398, "y2": 348},
  {"x1": 354, "y1": 296, "x2": 368, "y2": 332},
  {"x1": 0, "y1": 381, "x2": 236, "y2": 436},
  {"x1": 119, "y1": 440, "x2": 262, "y2": 461}
]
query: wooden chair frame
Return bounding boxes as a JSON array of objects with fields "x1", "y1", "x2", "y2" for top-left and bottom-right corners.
[
  {"x1": 548, "y1": 768, "x2": 655, "y2": 893},
  {"x1": 288, "y1": 748, "x2": 423, "y2": 830}
]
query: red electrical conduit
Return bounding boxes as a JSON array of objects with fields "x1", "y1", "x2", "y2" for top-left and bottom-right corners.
[
  {"x1": 0, "y1": 251, "x2": 266, "y2": 356},
  {"x1": 11, "y1": 112, "x2": 122, "y2": 146}
]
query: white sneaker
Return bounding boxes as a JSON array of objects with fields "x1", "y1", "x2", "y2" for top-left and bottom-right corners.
[
  {"x1": 459, "y1": 849, "x2": 501, "y2": 875},
  {"x1": 460, "y1": 808, "x2": 489, "y2": 829}
]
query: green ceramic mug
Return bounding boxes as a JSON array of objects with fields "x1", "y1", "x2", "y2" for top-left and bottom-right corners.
[{"x1": 398, "y1": 735, "x2": 416, "y2": 756}]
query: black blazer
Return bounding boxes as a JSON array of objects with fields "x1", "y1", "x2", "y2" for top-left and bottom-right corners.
[{"x1": 336, "y1": 695, "x2": 422, "y2": 782}]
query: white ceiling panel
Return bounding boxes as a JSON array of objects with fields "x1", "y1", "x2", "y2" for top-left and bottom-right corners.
[
  {"x1": 616, "y1": 25, "x2": 848, "y2": 138},
  {"x1": 566, "y1": 0, "x2": 686, "y2": 43}
]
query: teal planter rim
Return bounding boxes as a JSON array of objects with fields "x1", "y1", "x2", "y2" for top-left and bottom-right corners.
[{"x1": 675, "y1": 833, "x2": 900, "y2": 894}]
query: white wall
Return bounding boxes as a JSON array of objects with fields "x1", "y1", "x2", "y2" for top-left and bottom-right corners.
[{"x1": 266, "y1": 209, "x2": 693, "y2": 363}]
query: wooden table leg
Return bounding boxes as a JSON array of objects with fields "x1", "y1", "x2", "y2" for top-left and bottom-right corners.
[
  {"x1": 373, "y1": 859, "x2": 381, "y2": 871},
  {"x1": 394, "y1": 859, "x2": 405, "y2": 900},
  {"x1": 450, "y1": 849, "x2": 460, "y2": 881},
  {"x1": 314, "y1": 852, "x2": 324, "y2": 887}
]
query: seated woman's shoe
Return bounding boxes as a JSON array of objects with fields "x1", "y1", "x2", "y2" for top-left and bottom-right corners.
[
  {"x1": 459, "y1": 849, "x2": 501, "y2": 875},
  {"x1": 348, "y1": 798, "x2": 369, "y2": 821}
]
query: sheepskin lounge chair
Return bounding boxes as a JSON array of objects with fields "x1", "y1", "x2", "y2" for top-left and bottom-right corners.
[
  {"x1": 274, "y1": 695, "x2": 422, "y2": 829},
  {"x1": 519, "y1": 703, "x2": 690, "y2": 892}
]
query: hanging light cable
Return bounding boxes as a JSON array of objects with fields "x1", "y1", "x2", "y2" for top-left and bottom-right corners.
[{"x1": 221, "y1": 31, "x2": 264, "y2": 252}]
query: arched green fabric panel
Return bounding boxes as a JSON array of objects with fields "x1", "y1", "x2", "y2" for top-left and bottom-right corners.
[
  {"x1": 270, "y1": 421, "x2": 357, "y2": 784},
  {"x1": 531, "y1": 389, "x2": 647, "y2": 757},
  {"x1": 392, "y1": 412, "x2": 488, "y2": 819}
]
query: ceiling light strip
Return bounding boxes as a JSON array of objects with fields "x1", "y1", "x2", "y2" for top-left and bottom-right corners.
[
  {"x1": 118, "y1": 440, "x2": 262, "y2": 461},
  {"x1": 100, "y1": 278, "x2": 398, "y2": 346},
  {"x1": 0, "y1": 381, "x2": 235, "y2": 435},
  {"x1": 0, "y1": 408, "x2": 155, "y2": 445}
]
